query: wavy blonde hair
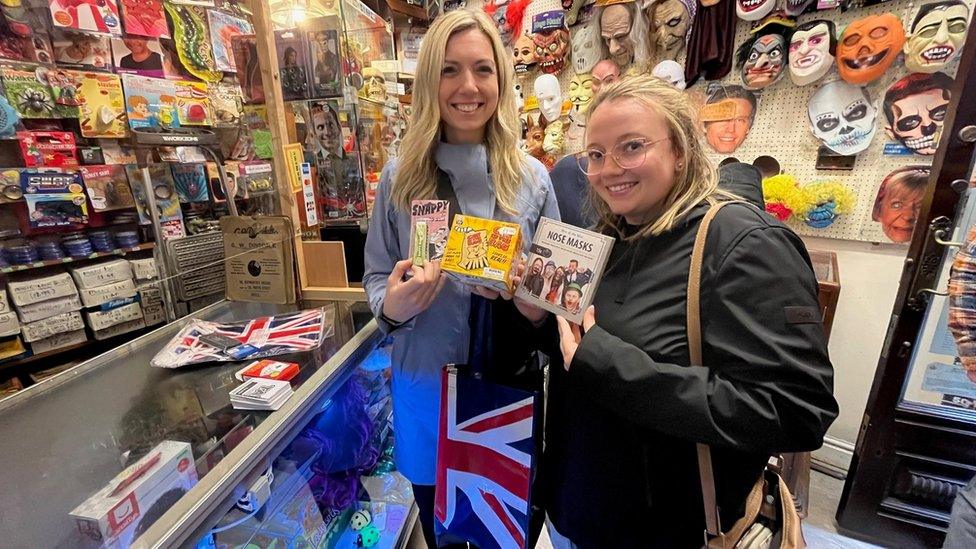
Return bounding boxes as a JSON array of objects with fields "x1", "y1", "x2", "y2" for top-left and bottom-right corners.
[
  {"x1": 391, "y1": 9, "x2": 525, "y2": 214},
  {"x1": 584, "y1": 74, "x2": 735, "y2": 240}
]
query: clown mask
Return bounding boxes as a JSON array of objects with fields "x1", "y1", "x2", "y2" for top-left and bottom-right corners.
[
  {"x1": 651, "y1": 60, "x2": 687, "y2": 89},
  {"x1": 533, "y1": 28, "x2": 570, "y2": 75},
  {"x1": 784, "y1": 0, "x2": 815, "y2": 17},
  {"x1": 905, "y1": 1, "x2": 969, "y2": 73},
  {"x1": 513, "y1": 33, "x2": 538, "y2": 76},
  {"x1": 534, "y1": 74, "x2": 562, "y2": 123},
  {"x1": 571, "y1": 18, "x2": 601, "y2": 73},
  {"x1": 789, "y1": 20, "x2": 835, "y2": 86},
  {"x1": 808, "y1": 81, "x2": 878, "y2": 155},
  {"x1": 837, "y1": 13, "x2": 906, "y2": 85},
  {"x1": 543, "y1": 120, "x2": 565, "y2": 154},
  {"x1": 650, "y1": 0, "x2": 694, "y2": 59},
  {"x1": 736, "y1": 0, "x2": 776, "y2": 22},
  {"x1": 740, "y1": 33, "x2": 786, "y2": 90},
  {"x1": 883, "y1": 72, "x2": 953, "y2": 155},
  {"x1": 491, "y1": 3, "x2": 514, "y2": 45},
  {"x1": 569, "y1": 73, "x2": 595, "y2": 113},
  {"x1": 600, "y1": 4, "x2": 636, "y2": 68}
]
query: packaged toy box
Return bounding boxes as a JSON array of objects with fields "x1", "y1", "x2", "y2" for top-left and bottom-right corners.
[{"x1": 441, "y1": 214, "x2": 522, "y2": 293}]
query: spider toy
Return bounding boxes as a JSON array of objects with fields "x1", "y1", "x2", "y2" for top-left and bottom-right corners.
[{"x1": 17, "y1": 89, "x2": 55, "y2": 117}]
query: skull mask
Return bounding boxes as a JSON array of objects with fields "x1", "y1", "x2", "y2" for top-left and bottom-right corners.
[
  {"x1": 651, "y1": 60, "x2": 687, "y2": 89},
  {"x1": 649, "y1": 0, "x2": 694, "y2": 60},
  {"x1": 361, "y1": 68, "x2": 385, "y2": 102},
  {"x1": 571, "y1": 18, "x2": 601, "y2": 73},
  {"x1": 904, "y1": 1, "x2": 969, "y2": 73},
  {"x1": 837, "y1": 13, "x2": 906, "y2": 85},
  {"x1": 808, "y1": 81, "x2": 878, "y2": 155},
  {"x1": 568, "y1": 73, "x2": 595, "y2": 113},
  {"x1": 736, "y1": 0, "x2": 776, "y2": 22},
  {"x1": 883, "y1": 72, "x2": 953, "y2": 155},
  {"x1": 738, "y1": 33, "x2": 786, "y2": 90},
  {"x1": 543, "y1": 120, "x2": 565, "y2": 154},
  {"x1": 513, "y1": 33, "x2": 538, "y2": 76},
  {"x1": 784, "y1": 0, "x2": 815, "y2": 17},
  {"x1": 533, "y1": 28, "x2": 570, "y2": 75},
  {"x1": 534, "y1": 73, "x2": 562, "y2": 123},
  {"x1": 788, "y1": 20, "x2": 836, "y2": 86}
]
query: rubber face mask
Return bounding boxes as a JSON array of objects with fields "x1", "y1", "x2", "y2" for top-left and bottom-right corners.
[
  {"x1": 808, "y1": 81, "x2": 878, "y2": 155},
  {"x1": 524, "y1": 115, "x2": 546, "y2": 157},
  {"x1": 837, "y1": 13, "x2": 906, "y2": 85},
  {"x1": 651, "y1": 59, "x2": 686, "y2": 89},
  {"x1": 513, "y1": 33, "x2": 538, "y2": 76},
  {"x1": 590, "y1": 59, "x2": 621, "y2": 95},
  {"x1": 533, "y1": 28, "x2": 570, "y2": 75},
  {"x1": 543, "y1": 120, "x2": 565, "y2": 154},
  {"x1": 565, "y1": 0, "x2": 587, "y2": 26},
  {"x1": 600, "y1": 4, "x2": 635, "y2": 68},
  {"x1": 534, "y1": 73, "x2": 562, "y2": 122},
  {"x1": 571, "y1": 18, "x2": 601, "y2": 73},
  {"x1": 784, "y1": 0, "x2": 815, "y2": 17},
  {"x1": 736, "y1": 0, "x2": 775, "y2": 22},
  {"x1": 883, "y1": 72, "x2": 953, "y2": 155},
  {"x1": 568, "y1": 73, "x2": 595, "y2": 113},
  {"x1": 650, "y1": 0, "x2": 693, "y2": 59},
  {"x1": 905, "y1": 2, "x2": 969, "y2": 73},
  {"x1": 789, "y1": 20, "x2": 835, "y2": 86},
  {"x1": 492, "y1": 4, "x2": 514, "y2": 45},
  {"x1": 741, "y1": 34, "x2": 786, "y2": 90}
]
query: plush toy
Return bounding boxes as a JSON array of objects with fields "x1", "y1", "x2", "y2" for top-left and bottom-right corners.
[
  {"x1": 904, "y1": 1, "x2": 969, "y2": 73},
  {"x1": 836, "y1": 13, "x2": 906, "y2": 85}
]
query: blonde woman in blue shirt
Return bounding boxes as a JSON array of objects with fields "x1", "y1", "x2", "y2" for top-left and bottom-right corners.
[{"x1": 362, "y1": 9, "x2": 559, "y2": 548}]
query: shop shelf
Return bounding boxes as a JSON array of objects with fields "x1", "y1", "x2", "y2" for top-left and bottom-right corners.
[{"x1": 0, "y1": 243, "x2": 155, "y2": 274}]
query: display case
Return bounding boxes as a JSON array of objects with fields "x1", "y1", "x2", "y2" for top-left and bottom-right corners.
[{"x1": 0, "y1": 299, "x2": 415, "y2": 549}]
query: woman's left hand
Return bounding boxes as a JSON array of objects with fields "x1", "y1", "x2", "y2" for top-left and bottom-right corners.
[{"x1": 556, "y1": 306, "x2": 596, "y2": 370}]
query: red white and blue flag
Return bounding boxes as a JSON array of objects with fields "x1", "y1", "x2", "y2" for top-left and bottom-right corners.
[{"x1": 434, "y1": 367, "x2": 539, "y2": 549}]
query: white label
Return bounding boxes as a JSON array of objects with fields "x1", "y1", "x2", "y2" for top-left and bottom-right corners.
[{"x1": 300, "y1": 163, "x2": 318, "y2": 226}]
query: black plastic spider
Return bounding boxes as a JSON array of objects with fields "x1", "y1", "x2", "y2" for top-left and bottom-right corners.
[{"x1": 18, "y1": 89, "x2": 55, "y2": 116}]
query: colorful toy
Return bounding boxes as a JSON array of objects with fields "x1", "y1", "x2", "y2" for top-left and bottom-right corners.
[
  {"x1": 75, "y1": 71, "x2": 127, "y2": 137},
  {"x1": 118, "y1": 0, "x2": 168, "y2": 39},
  {"x1": 49, "y1": 0, "x2": 122, "y2": 36},
  {"x1": 163, "y1": 3, "x2": 222, "y2": 82},
  {"x1": 356, "y1": 524, "x2": 381, "y2": 547},
  {"x1": 350, "y1": 509, "x2": 372, "y2": 531}
]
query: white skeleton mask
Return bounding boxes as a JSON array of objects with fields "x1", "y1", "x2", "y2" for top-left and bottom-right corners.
[
  {"x1": 651, "y1": 60, "x2": 686, "y2": 89},
  {"x1": 736, "y1": 0, "x2": 776, "y2": 22},
  {"x1": 534, "y1": 74, "x2": 562, "y2": 123},
  {"x1": 808, "y1": 81, "x2": 878, "y2": 155},
  {"x1": 571, "y1": 18, "x2": 601, "y2": 74}
]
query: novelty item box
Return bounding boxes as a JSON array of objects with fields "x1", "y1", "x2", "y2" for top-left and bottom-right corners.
[
  {"x1": 8, "y1": 272, "x2": 77, "y2": 307},
  {"x1": 129, "y1": 258, "x2": 157, "y2": 281},
  {"x1": 17, "y1": 131, "x2": 78, "y2": 168},
  {"x1": 441, "y1": 214, "x2": 522, "y2": 293},
  {"x1": 85, "y1": 302, "x2": 143, "y2": 331},
  {"x1": 16, "y1": 293, "x2": 82, "y2": 324},
  {"x1": 30, "y1": 329, "x2": 88, "y2": 354},
  {"x1": 409, "y1": 200, "x2": 449, "y2": 266},
  {"x1": 94, "y1": 317, "x2": 146, "y2": 340},
  {"x1": 71, "y1": 259, "x2": 133, "y2": 289},
  {"x1": 0, "y1": 311, "x2": 18, "y2": 337},
  {"x1": 0, "y1": 288, "x2": 9, "y2": 314},
  {"x1": 21, "y1": 310, "x2": 84, "y2": 342},
  {"x1": 79, "y1": 279, "x2": 138, "y2": 308}
]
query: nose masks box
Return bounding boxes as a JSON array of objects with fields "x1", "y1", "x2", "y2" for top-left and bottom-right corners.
[{"x1": 441, "y1": 214, "x2": 522, "y2": 293}]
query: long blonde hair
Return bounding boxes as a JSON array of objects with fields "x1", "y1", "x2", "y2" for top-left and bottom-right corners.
[
  {"x1": 584, "y1": 74, "x2": 734, "y2": 239},
  {"x1": 392, "y1": 9, "x2": 525, "y2": 214}
]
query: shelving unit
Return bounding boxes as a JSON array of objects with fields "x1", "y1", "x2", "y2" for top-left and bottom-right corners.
[{"x1": 0, "y1": 243, "x2": 155, "y2": 274}]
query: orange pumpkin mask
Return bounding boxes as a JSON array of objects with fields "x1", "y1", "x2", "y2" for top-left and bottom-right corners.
[{"x1": 837, "y1": 13, "x2": 906, "y2": 85}]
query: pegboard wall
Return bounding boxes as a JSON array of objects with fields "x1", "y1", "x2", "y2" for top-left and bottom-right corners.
[{"x1": 463, "y1": 0, "x2": 973, "y2": 244}]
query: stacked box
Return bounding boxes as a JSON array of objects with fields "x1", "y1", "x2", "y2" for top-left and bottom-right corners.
[
  {"x1": 16, "y1": 294, "x2": 83, "y2": 323},
  {"x1": 6, "y1": 272, "x2": 88, "y2": 353},
  {"x1": 79, "y1": 279, "x2": 137, "y2": 308},
  {"x1": 7, "y1": 273, "x2": 77, "y2": 306},
  {"x1": 93, "y1": 318, "x2": 145, "y2": 341},
  {"x1": 129, "y1": 258, "x2": 158, "y2": 281},
  {"x1": 21, "y1": 311, "x2": 85, "y2": 342},
  {"x1": 137, "y1": 282, "x2": 165, "y2": 326},
  {"x1": 30, "y1": 330, "x2": 87, "y2": 354},
  {"x1": 86, "y1": 302, "x2": 143, "y2": 332},
  {"x1": 70, "y1": 259, "x2": 132, "y2": 289},
  {"x1": 0, "y1": 287, "x2": 9, "y2": 313},
  {"x1": 0, "y1": 311, "x2": 18, "y2": 337}
]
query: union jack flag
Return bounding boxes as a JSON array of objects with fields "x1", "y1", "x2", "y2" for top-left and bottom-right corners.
[
  {"x1": 434, "y1": 367, "x2": 539, "y2": 549},
  {"x1": 151, "y1": 308, "x2": 331, "y2": 368}
]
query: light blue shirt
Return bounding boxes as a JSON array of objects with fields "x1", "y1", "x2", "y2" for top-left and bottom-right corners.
[{"x1": 363, "y1": 142, "x2": 560, "y2": 484}]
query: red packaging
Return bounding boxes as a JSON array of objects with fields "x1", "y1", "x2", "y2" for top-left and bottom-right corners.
[
  {"x1": 17, "y1": 131, "x2": 78, "y2": 168},
  {"x1": 237, "y1": 360, "x2": 300, "y2": 382}
]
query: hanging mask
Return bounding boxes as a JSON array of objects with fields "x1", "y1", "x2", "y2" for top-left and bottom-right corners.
[
  {"x1": 883, "y1": 72, "x2": 953, "y2": 155},
  {"x1": 571, "y1": 17, "x2": 601, "y2": 73},
  {"x1": 534, "y1": 73, "x2": 563, "y2": 123},
  {"x1": 565, "y1": 0, "x2": 588, "y2": 26},
  {"x1": 872, "y1": 166, "x2": 928, "y2": 243},
  {"x1": 905, "y1": 1, "x2": 969, "y2": 73},
  {"x1": 789, "y1": 20, "x2": 836, "y2": 86},
  {"x1": 513, "y1": 33, "x2": 538, "y2": 76},
  {"x1": 489, "y1": 3, "x2": 512, "y2": 44},
  {"x1": 738, "y1": 32, "x2": 786, "y2": 90},
  {"x1": 837, "y1": 13, "x2": 906, "y2": 85},
  {"x1": 543, "y1": 120, "x2": 566, "y2": 155},
  {"x1": 514, "y1": 82, "x2": 525, "y2": 111},
  {"x1": 591, "y1": 59, "x2": 621, "y2": 95},
  {"x1": 701, "y1": 85, "x2": 757, "y2": 153},
  {"x1": 600, "y1": 3, "x2": 637, "y2": 68},
  {"x1": 735, "y1": 0, "x2": 776, "y2": 22},
  {"x1": 650, "y1": 0, "x2": 695, "y2": 59},
  {"x1": 784, "y1": 0, "x2": 815, "y2": 17},
  {"x1": 808, "y1": 81, "x2": 878, "y2": 155},
  {"x1": 524, "y1": 115, "x2": 547, "y2": 159},
  {"x1": 651, "y1": 60, "x2": 687, "y2": 89},
  {"x1": 569, "y1": 73, "x2": 595, "y2": 113},
  {"x1": 701, "y1": 0, "x2": 721, "y2": 5},
  {"x1": 532, "y1": 11, "x2": 570, "y2": 75}
]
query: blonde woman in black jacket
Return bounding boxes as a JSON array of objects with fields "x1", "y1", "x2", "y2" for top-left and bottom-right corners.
[{"x1": 543, "y1": 74, "x2": 839, "y2": 548}]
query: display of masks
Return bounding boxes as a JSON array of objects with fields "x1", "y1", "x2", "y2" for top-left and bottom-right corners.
[
  {"x1": 565, "y1": 0, "x2": 588, "y2": 26},
  {"x1": 568, "y1": 73, "x2": 595, "y2": 113},
  {"x1": 570, "y1": 17, "x2": 601, "y2": 74},
  {"x1": 649, "y1": 0, "x2": 695, "y2": 60},
  {"x1": 513, "y1": 32, "x2": 538, "y2": 76},
  {"x1": 737, "y1": 31, "x2": 787, "y2": 90},
  {"x1": 735, "y1": 0, "x2": 776, "y2": 22},
  {"x1": 808, "y1": 80, "x2": 878, "y2": 155},
  {"x1": 904, "y1": 1, "x2": 969, "y2": 73},
  {"x1": 651, "y1": 60, "x2": 686, "y2": 89},
  {"x1": 883, "y1": 72, "x2": 953, "y2": 155},
  {"x1": 534, "y1": 74, "x2": 562, "y2": 123},
  {"x1": 789, "y1": 20, "x2": 836, "y2": 86},
  {"x1": 837, "y1": 13, "x2": 906, "y2": 85}
]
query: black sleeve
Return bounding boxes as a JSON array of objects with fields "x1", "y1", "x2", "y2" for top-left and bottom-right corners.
[{"x1": 570, "y1": 227, "x2": 839, "y2": 454}]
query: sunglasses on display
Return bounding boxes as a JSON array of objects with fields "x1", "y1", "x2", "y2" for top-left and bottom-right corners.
[{"x1": 576, "y1": 136, "x2": 670, "y2": 176}]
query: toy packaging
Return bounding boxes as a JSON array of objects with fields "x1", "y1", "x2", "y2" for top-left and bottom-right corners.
[
  {"x1": 441, "y1": 214, "x2": 523, "y2": 293},
  {"x1": 129, "y1": 258, "x2": 156, "y2": 280},
  {"x1": 238, "y1": 161, "x2": 275, "y2": 198},
  {"x1": 409, "y1": 200, "x2": 450, "y2": 266},
  {"x1": 209, "y1": 81, "x2": 242, "y2": 126},
  {"x1": 0, "y1": 30, "x2": 55, "y2": 64},
  {"x1": 0, "y1": 288, "x2": 9, "y2": 313},
  {"x1": 49, "y1": 0, "x2": 123, "y2": 36},
  {"x1": 231, "y1": 34, "x2": 263, "y2": 104},
  {"x1": 20, "y1": 169, "x2": 89, "y2": 228},
  {"x1": 124, "y1": 164, "x2": 185, "y2": 238},
  {"x1": 75, "y1": 71, "x2": 127, "y2": 137},
  {"x1": 1, "y1": 63, "x2": 64, "y2": 119},
  {"x1": 163, "y1": 3, "x2": 222, "y2": 82},
  {"x1": 70, "y1": 441, "x2": 198, "y2": 548},
  {"x1": 0, "y1": 311, "x2": 20, "y2": 337},
  {"x1": 276, "y1": 29, "x2": 309, "y2": 101},
  {"x1": 121, "y1": 74, "x2": 178, "y2": 129},
  {"x1": 118, "y1": 0, "x2": 169, "y2": 39},
  {"x1": 79, "y1": 279, "x2": 137, "y2": 308},
  {"x1": 111, "y1": 37, "x2": 165, "y2": 78},
  {"x1": 21, "y1": 310, "x2": 85, "y2": 342},
  {"x1": 45, "y1": 68, "x2": 83, "y2": 117},
  {"x1": 93, "y1": 316, "x2": 145, "y2": 340},
  {"x1": 235, "y1": 359, "x2": 300, "y2": 382},
  {"x1": 71, "y1": 258, "x2": 132, "y2": 289},
  {"x1": 17, "y1": 131, "x2": 78, "y2": 168},
  {"x1": 207, "y1": 9, "x2": 253, "y2": 72},
  {"x1": 171, "y1": 163, "x2": 209, "y2": 202},
  {"x1": 16, "y1": 294, "x2": 83, "y2": 324},
  {"x1": 304, "y1": 19, "x2": 342, "y2": 98},
  {"x1": 85, "y1": 302, "x2": 143, "y2": 331},
  {"x1": 7, "y1": 272, "x2": 77, "y2": 307},
  {"x1": 51, "y1": 29, "x2": 112, "y2": 71},
  {"x1": 81, "y1": 164, "x2": 134, "y2": 211},
  {"x1": 173, "y1": 79, "x2": 212, "y2": 125}
]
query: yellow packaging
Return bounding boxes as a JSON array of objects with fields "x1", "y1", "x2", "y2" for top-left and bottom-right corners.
[{"x1": 442, "y1": 214, "x2": 522, "y2": 293}]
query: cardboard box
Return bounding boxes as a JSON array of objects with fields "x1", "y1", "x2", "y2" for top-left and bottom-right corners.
[
  {"x1": 129, "y1": 258, "x2": 157, "y2": 281},
  {"x1": 0, "y1": 311, "x2": 19, "y2": 337},
  {"x1": 16, "y1": 294, "x2": 83, "y2": 324},
  {"x1": 220, "y1": 216, "x2": 295, "y2": 304},
  {"x1": 0, "y1": 288, "x2": 9, "y2": 314},
  {"x1": 70, "y1": 441, "x2": 198, "y2": 548},
  {"x1": 80, "y1": 279, "x2": 137, "y2": 308},
  {"x1": 21, "y1": 311, "x2": 84, "y2": 342},
  {"x1": 8, "y1": 272, "x2": 77, "y2": 307},
  {"x1": 71, "y1": 259, "x2": 133, "y2": 290},
  {"x1": 137, "y1": 282, "x2": 165, "y2": 326},
  {"x1": 29, "y1": 329, "x2": 88, "y2": 355},
  {"x1": 85, "y1": 302, "x2": 143, "y2": 331},
  {"x1": 441, "y1": 215, "x2": 523, "y2": 293},
  {"x1": 94, "y1": 318, "x2": 145, "y2": 341}
]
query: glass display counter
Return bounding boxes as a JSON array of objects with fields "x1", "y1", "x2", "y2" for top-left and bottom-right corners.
[{"x1": 0, "y1": 299, "x2": 414, "y2": 548}]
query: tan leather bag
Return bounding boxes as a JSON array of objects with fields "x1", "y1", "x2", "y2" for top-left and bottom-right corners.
[{"x1": 688, "y1": 202, "x2": 806, "y2": 549}]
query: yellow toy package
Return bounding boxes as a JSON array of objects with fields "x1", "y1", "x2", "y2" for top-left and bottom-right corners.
[{"x1": 442, "y1": 214, "x2": 522, "y2": 293}]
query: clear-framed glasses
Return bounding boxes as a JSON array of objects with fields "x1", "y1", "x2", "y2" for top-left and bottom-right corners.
[{"x1": 576, "y1": 136, "x2": 670, "y2": 176}]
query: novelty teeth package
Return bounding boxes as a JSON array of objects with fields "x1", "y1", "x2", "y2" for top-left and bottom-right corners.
[{"x1": 441, "y1": 214, "x2": 522, "y2": 293}]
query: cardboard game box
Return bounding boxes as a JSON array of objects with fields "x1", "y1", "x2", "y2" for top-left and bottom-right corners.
[
  {"x1": 441, "y1": 214, "x2": 522, "y2": 293},
  {"x1": 409, "y1": 200, "x2": 450, "y2": 266}
]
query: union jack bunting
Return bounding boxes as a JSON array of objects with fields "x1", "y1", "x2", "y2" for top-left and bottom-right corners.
[
  {"x1": 151, "y1": 308, "x2": 332, "y2": 368},
  {"x1": 434, "y1": 366, "x2": 540, "y2": 549}
]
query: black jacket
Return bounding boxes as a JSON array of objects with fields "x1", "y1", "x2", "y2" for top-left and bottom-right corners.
[{"x1": 542, "y1": 202, "x2": 838, "y2": 547}]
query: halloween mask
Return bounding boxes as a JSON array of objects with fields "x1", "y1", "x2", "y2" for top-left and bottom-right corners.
[
  {"x1": 738, "y1": 33, "x2": 786, "y2": 90},
  {"x1": 784, "y1": 0, "x2": 815, "y2": 17},
  {"x1": 873, "y1": 166, "x2": 928, "y2": 243},
  {"x1": 513, "y1": 33, "x2": 538, "y2": 76},
  {"x1": 533, "y1": 29, "x2": 570, "y2": 75},
  {"x1": 569, "y1": 73, "x2": 595, "y2": 112},
  {"x1": 837, "y1": 13, "x2": 906, "y2": 85},
  {"x1": 361, "y1": 68, "x2": 385, "y2": 102},
  {"x1": 524, "y1": 115, "x2": 546, "y2": 158},
  {"x1": 808, "y1": 81, "x2": 878, "y2": 155},
  {"x1": 651, "y1": 59, "x2": 686, "y2": 89},
  {"x1": 701, "y1": 85, "x2": 757, "y2": 153},
  {"x1": 789, "y1": 20, "x2": 836, "y2": 86},
  {"x1": 543, "y1": 120, "x2": 565, "y2": 154},
  {"x1": 565, "y1": 0, "x2": 588, "y2": 26},
  {"x1": 905, "y1": 1, "x2": 969, "y2": 73},
  {"x1": 571, "y1": 18, "x2": 601, "y2": 73},
  {"x1": 489, "y1": 2, "x2": 514, "y2": 44},
  {"x1": 591, "y1": 59, "x2": 621, "y2": 94},
  {"x1": 736, "y1": 0, "x2": 776, "y2": 22},
  {"x1": 883, "y1": 72, "x2": 953, "y2": 155},
  {"x1": 535, "y1": 74, "x2": 562, "y2": 122},
  {"x1": 650, "y1": 0, "x2": 694, "y2": 59},
  {"x1": 600, "y1": 4, "x2": 636, "y2": 67}
]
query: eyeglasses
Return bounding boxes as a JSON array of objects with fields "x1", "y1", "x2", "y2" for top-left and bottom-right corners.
[{"x1": 576, "y1": 137, "x2": 670, "y2": 176}]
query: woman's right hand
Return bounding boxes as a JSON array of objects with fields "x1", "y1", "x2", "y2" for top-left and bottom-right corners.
[{"x1": 381, "y1": 259, "x2": 447, "y2": 324}]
